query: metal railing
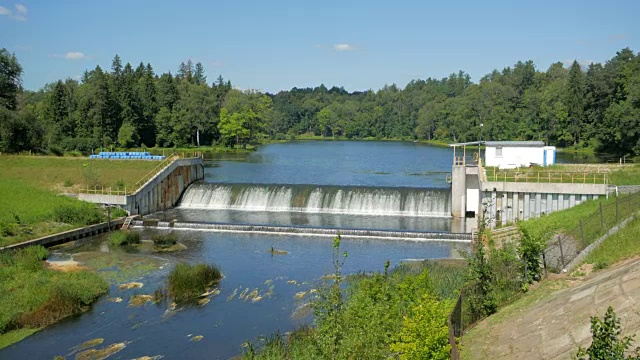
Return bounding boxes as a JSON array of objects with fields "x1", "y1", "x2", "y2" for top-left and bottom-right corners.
[
  {"x1": 487, "y1": 170, "x2": 608, "y2": 184},
  {"x1": 133, "y1": 153, "x2": 179, "y2": 190},
  {"x1": 77, "y1": 152, "x2": 181, "y2": 196},
  {"x1": 543, "y1": 191, "x2": 640, "y2": 271},
  {"x1": 84, "y1": 186, "x2": 128, "y2": 196}
]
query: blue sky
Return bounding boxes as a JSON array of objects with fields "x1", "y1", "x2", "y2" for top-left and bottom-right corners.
[{"x1": 2, "y1": 0, "x2": 639, "y2": 93}]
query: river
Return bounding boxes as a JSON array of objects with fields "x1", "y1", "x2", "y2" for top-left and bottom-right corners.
[{"x1": 1, "y1": 141, "x2": 469, "y2": 359}]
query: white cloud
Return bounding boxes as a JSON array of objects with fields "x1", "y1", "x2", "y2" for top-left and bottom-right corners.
[
  {"x1": 333, "y1": 43, "x2": 356, "y2": 51},
  {"x1": 0, "y1": 6, "x2": 11, "y2": 16},
  {"x1": 15, "y1": 3, "x2": 26, "y2": 14},
  {"x1": 0, "y1": 4, "x2": 27, "y2": 20},
  {"x1": 52, "y1": 51, "x2": 90, "y2": 60},
  {"x1": 64, "y1": 51, "x2": 86, "y2": 60}
]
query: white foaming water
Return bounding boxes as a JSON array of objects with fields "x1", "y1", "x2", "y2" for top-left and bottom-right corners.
[{"x1": 179, "y1": 183, "x2": 452, "y2": 217}]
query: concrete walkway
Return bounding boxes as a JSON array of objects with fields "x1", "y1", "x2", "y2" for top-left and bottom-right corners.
[{"x1": 461, "y1": 258, "x2": 640, "y2": 359}]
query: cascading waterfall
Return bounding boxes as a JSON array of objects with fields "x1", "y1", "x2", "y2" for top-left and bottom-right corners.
[{"x1": 179, "y1": 183, "x2": 452, "y2": 217}]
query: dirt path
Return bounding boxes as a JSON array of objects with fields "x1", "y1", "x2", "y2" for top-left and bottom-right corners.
[{"x1": 461, "y1": 257, "x2": 640, "y2": 359}]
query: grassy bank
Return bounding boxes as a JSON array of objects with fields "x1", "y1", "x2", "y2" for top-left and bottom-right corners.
[
  {"x1": 0, "y1": 246, "x2": 108, "y2": 350},
  {"x1": 583, "y1": 215, "x2": 640, "y2": 269}
]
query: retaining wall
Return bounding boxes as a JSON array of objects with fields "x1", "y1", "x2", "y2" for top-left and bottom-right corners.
[
  {"x1": 79, "y1": 157, "x2": 204, "y2": 215},
  {"x1": 0, "y1": 217, "x2": 125, "y2": 252}
]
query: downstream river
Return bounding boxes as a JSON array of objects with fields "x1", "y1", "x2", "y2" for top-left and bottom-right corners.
[{"x1": 2, "y1": 141, "x2": 468, "y2": 359}]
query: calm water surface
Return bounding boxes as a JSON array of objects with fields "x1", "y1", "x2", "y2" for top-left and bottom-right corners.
[{"x1": 205, "y1": 141, "x2": 453, "y2": 187}]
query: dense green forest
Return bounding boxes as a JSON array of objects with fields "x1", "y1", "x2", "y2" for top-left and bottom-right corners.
[{"x1": 1, "y1": 48, "x2": 639, "y2": 156}]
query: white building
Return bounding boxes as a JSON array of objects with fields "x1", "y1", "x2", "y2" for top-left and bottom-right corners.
[{"x1": 484, "y1": 141, "x2": 556, "y2": 169}]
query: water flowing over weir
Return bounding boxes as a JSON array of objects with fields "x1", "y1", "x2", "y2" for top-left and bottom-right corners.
[
  {"x1": 132, "y1": 220, "x2": 472, "y2": 242},
  {"x1": 178, "y1": 183, "x2": 453, "y2": 217}
]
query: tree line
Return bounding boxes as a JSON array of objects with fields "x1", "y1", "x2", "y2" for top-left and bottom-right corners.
[{"x1": 1, "y1": 47, "x2": 639, "y2": 156}]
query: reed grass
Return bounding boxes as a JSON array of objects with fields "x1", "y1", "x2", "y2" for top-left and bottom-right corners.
[
  {"x1": 108, "y1": 230, "x2": 141, "y2": 246},
  {"x1": 152, "y1": 232, "x2": 178, "y2": 248},
  {"x1": 168, "y1": 263, "x2": 222, "y2": 302}
]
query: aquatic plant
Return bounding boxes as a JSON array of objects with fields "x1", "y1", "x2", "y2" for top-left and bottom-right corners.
[
  {"x1": 108, "y1": 230, "x2": 141, "y2": 246},
  {"x1": 152, "y1": 232, "x2": 178, "y2": 248},
  {"x1": 168, "y1": 263, "x2": 222, "y2": 302}
]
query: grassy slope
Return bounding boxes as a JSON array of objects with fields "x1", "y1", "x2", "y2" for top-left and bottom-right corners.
[
  {"x1": 583, "y1": 216, "x2": 640, "y2": 268},
  {"x1": 0, "y1": 156, "x2": 160, "y2": 247}
]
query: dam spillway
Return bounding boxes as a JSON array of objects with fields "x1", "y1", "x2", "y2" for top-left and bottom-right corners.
[{"x1": 178, "y1": 183, "x2": 453, "y2": 218}]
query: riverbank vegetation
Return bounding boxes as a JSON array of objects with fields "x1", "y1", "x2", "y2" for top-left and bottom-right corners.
[
  {"x1": 244, "y1": 236, "x2": 466, "y2": 359},
  {"x1": 2, "y1": 47, "x2": 640, "y2": 158},
  {"x1": 0, "y1": 246, "x2": 108, "y2": 350},
  {"x1": 168, "y1": 263, "x2": 222, "y2": 303}
]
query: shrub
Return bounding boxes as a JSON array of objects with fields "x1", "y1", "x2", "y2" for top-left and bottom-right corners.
[
  {"x1": 168, "y1": 263, "x2": 222, "y2": 302},
  {"x1": 152, "y1": 232, "x2": 178, "y2": 248},
  {"x1": 576, "y1": 306, "x2": 640, "y2": 359},
  {"x1": 108, "y1": 230, "x2": 141, "y2": 246},
  {"x1": 53, "y1": 203, "x2": 104, "y2": 226},
  {"x1": 63, "y1": 179, "x2": 74, "y2": 187},
  {"x1": 390, "y1": 293, "x2": 452, "y2": 360}
]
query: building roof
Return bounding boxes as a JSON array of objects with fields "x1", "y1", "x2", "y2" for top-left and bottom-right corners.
[{"x1": 484, "y1": 141, "x2": 545, "y2": 147}]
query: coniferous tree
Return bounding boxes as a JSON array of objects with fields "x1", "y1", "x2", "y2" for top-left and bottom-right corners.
[{"x1": 567, "y1": 60, "x2": 586, "y2": 145}]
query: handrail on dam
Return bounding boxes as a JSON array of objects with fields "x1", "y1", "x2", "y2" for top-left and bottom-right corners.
[
  {"x1": 487, "y1": 169, "x2": 608, "y2": 184},
  {"x1": 79, "y1": 152, "x2": 196, "y2": 196},
  {"x1": 133, "y1": 153, "x2": 179, "y2": 190}
]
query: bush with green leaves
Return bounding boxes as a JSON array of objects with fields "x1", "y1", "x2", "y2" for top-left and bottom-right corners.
[
  {"x1": 576, "y1": 306, "x2": 640, "y2": 360},
  {"x1": 390, "y1": 293, "x2": 452, "y2": 359},
  {"x1": 52, "y1": 203, "x2": 104, "y2": 226}
]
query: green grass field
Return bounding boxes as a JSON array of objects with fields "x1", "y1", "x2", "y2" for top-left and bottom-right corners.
[{"x1": 0, "y1": 155, "x2": 159, "y2": 192}]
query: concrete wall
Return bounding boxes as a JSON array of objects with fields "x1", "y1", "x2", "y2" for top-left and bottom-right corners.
[
  {"x1": 451, "y1": 165, "x2": 467, "y2": 218},
  {"x1": 79, "y1": 157, "x2": 204, "y2": 216},
  {"x1": 127, "y1": 158, "x2": 204, "y2": 215},
  {"x1": 481, "y1": 188, "x2": 606, "y2": 228},
  {"x1": 0, "y1": 217, "x2": 125, "y2": 252}
]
